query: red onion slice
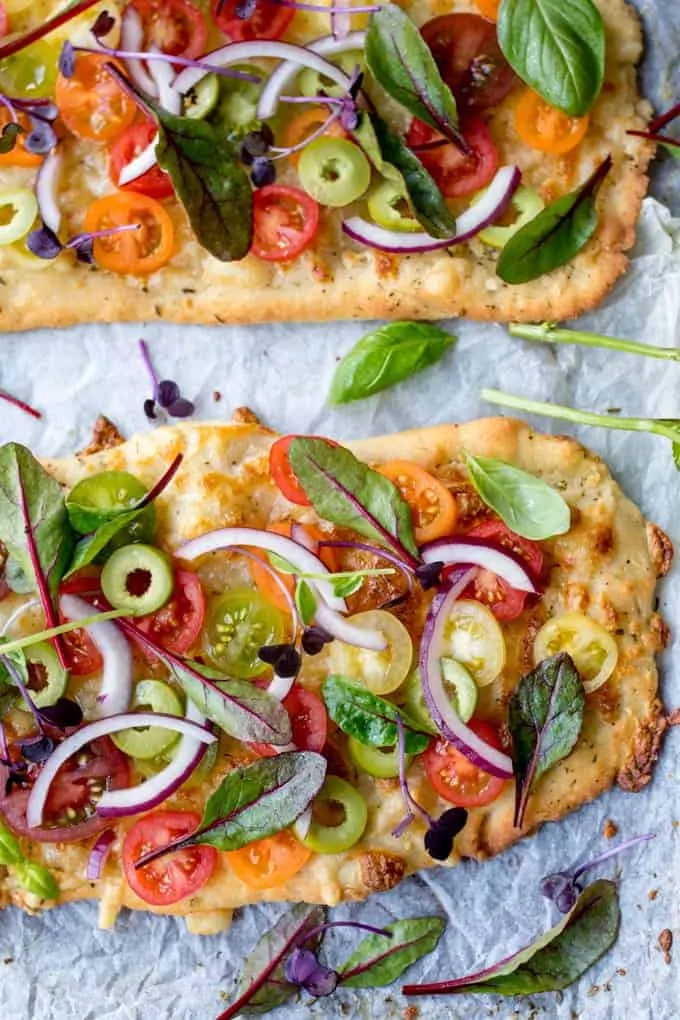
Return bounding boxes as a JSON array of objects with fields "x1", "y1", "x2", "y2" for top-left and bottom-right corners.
[
  {"x1": 148, "y1": 47, "x2": 182, "y2": 115},
  {"x1": 293, "y1": 805, "x2": 312, "y2": 839},
  {"x1": 97, "y1": 699, "x2": 210, "y2": 819},
  {"x1": 0, "y1": 598, "x2": 40, "y2": 637},
  {"x1": 178, "y1": 526, "x2": 346, "y2": 613},
  {"x1": 60, "y1": 594, "x2": 134, "y2": 718},
  {"x1": 267, "y1": 674, "x2": 296, "y2": 700},
  {"x1": 26, "y1": 712, "x2": 215, "y2": 828},
  {"x1": 421, "y1": 539, "x2": 536, "y2": 594},
  {"x1": 118, "y1": 135, "x2": 159, "y2": 186},
  {"x1": 420, "y1": 572, "x2": 513, "y2": 779},
  {"x1": 313, "y1": 598, "x2": 387, "y2": 651},
  {"x1": 120, "y1": 4, "x2": 158, "y2": 97},
  {"x1": 343, "y1": 165, "x2": 522, "y2": 252},
  {"x1": 35, "y1": 149, "x2": 63, "y2": 234},
  {"x1": 331, "y1": 4, "x2": 351, "y2": 40},
  {"x1": 86, "y1": 829, "x2": 115, "y2": 880}
]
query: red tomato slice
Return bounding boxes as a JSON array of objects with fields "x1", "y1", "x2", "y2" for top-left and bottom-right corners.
[
  {"x1": 407, "y1": 115, "x2": 498, "y2": 198},
  {"x1": 60, "y1": 567, "x2": 102, "y2": 598},
  {"x1": 128, "y1": 0, "x2": 208, "y2": 59},
  {"x1": 109, "y1": 121, "x2": 174, "y2": 200},
  {"x1": 459, "y1": 519, "x2": 543, "y2": 622},
  {"x1": 0, "y1": 737, "x2": 130, "y2": 842},
  {"x1": 251, "y1": 185, "x2": 320, "y2": 262},
  {"x1": 136, "y1": 569, "x2": 206, "y2": 655},
  {"x1": 212, "y1": 0, "x2": 294, "y2": 41},
  {"x1": 251, "y1": 685, "x2": 328, "y2": 757},
  {"x1": 0, "y1": 5, "x2": 8, "y2": 39},
  {"x1": 123, "y1": 811, "x2": 217, "y2": 905},
  {"x1": 269, "y1": 434, "x2": 338, "y2": 505},
  {"x1": 421, "y1": 13, "x2": 516, "y2": 111},
  {"x1": 59, "y1": 604, "x2": 104, "y2": 676},
  {"x1": 424, "y1": 719, "x2": 507, "y2": 808}
]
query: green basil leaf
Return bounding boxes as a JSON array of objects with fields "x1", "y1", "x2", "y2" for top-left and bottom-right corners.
[
  {"x1": 330, "y1": 321, "x2": 456, "y2": 405},
  {"x1": 295, "y1": 579, "x2": 317, "y2": 625},
  {"x1": 65, "y1": 509, "x2": 142, "y2": 577},
  {"x1": 15, "y1": 861, "x2": 60, "y2": 901},
  {"x1": 229, "y1": 905, "x2": 327, "y2": 1016},
  {"x1": 287, "y1": 438, "x2": 419, "y2": 561},
  {"x1": 497, "y1": 156, "x2": 612, "y2": 284},
  {"x1": 508, "y1": 653, "x2": 585, "y2": 828},
  {"x1": 404, "y1": 881, "x2": 619, "y2": 995},
  {"x1": 351, "y1": 111, "x2": 405, "y2": 187},
  {"x1": 465, "y1": 453, "x2": 570, "y2": 540},
  {"x1": 341, "y1": 916, "x2": 446, "y2": 988},
  {"x1": 497, "y1": 0, "x2": 605, "y2": 117},
  {"x1": 366, "y1": 5, "x2": 462, "y2": 146},
  {"x1": 331, "y1": 574, "x2": 364, "y2": 598},
  {"x1": 323, "y1": 676, "x2": 430, "y2": 754},
  {"x1": 267, "y1": 551, "x2": 297, "y2": 574},
  {"x1": 190, "y1": 751, "x2": 326, "y2": 851},
  {"x1": 0, "y1": 820, "x2": 22, "y2": 866}
]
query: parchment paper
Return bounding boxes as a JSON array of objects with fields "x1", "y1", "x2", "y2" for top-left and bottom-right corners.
[{"x1": 1, "y1": 3, "x2": 680, "y2": 1015}]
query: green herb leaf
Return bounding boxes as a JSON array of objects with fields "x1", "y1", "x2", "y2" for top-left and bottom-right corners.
[
  {"x1": 267, "y1": 551, "x2": 297, "y2": 574},
  {"x1": 65, "y1": 508, "x2": 142, "y2": 576},
  {"x1": 341, "y1": 917, "x2": 446, "y2": 988},
  {"x1": 190, "y1": 751, "x2": 326, "y2": 852},
  {"x1": 331, "y1": 574, "x2": 364, "y2": 598},
  {"x1": 0, "y1": 122, "x2": 24, "y2": 155},
  {"x1": 497, "y1": 0, "x2": 605, "y2": 117},
  {"x1": 366, "y1": 4, "x2": 462, "y2": 146},
  {"x1": 323, "y1": 676, "x2": 430, "y2": 754},
  {"x1": 404, "y1": 881, "x2": 620, "y2": 996},
  {"x1": 287, "y1": 438, "x2": 419, "y2": 562},
  {"x1": 465, "y1": 452, "x2": 570, "y2": 541},
  {"x1": 508, "y1": 322, "x2": 680, "y2": 363},
  {"x1": 15, "y1": 861, "x2": 60, "y2": 901},
  {"x1": 497, "y1": 156, "x2": 612, "y2": 285},
  {"x1": 330, "y1": 321, "x2": 456, "y2": 405},
  {"x1": 508, "y1": 653, "x2": 585, "y2": 828},
  {"x1": 0, "y1": 820, "x2": 22, "y2": 866},
  {"x1": 295, "y1": 579, "x2": 317, "y2": 625}
]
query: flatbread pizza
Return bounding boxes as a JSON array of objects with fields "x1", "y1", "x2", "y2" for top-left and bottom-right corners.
[
  {"x1": 0, "y1": 417, "x2": 670, "y2": 935},
  {"x1": 0, "y1": 0, "x2": 653, "y2": 331}
]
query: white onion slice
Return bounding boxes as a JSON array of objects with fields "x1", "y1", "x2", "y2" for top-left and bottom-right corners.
[
  {"x1": 97, "y1": 699, "x2": 209, "y2": 818},
  {"x1": 267, "y1": 673, "x2": 296, "y2": 701},
  {"x1": 256, "y1": 32, "x2": 366, "y2": 120},
  {"x1": 35, "y1": 150, "x2": 63, "y2": 234},
  {"x1": 117, "y1": 135, "x2": 159, "y2": 186},
  {"x1": 26, "y1": 712, "x2": 216, "y2": 828},
  {"x1": 421, "y1": 540, "x2": 536, "y2": 594},
  {"x1": 60, "y1": 595, "x2": 134, "y2": 718},
  {"x1": 331, "y1": 6, "x2": 351, "y2": 41},
  {"x1": 343, "y1": 165, "x2": 522, "y2": 252},
  {"x1": 293, "y1": 805, "x2": 312, "y2": 840},
  {"x1": 420, "y1": 572, "x2": 514, "y2": 779},
  {"x1": 178, "y1": 526, "x2": 346, "y2": 613},
  {"x1": 0, "y1": 598, "x2": 40, "y2": 637},
  {"x1": 313, "y1": 598, "x2": 387, "y2": 651},
  {"x1": 120, "y1": 5, "x2": 158, "y2": 97},
  {"x1": 149, "y1": 47, "x2": 182, "y2": 115}
]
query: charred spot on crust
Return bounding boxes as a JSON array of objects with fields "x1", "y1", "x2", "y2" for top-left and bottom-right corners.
[
  {"x1": 358, "y1": 850, "x2": 407, "y2": 893},
  {"x1": 617, "y1": 699, "x2": 668, "y2": 792},
  {"x1": 80, "y1": 416, "x2": 124, "y2": 456},
  {"x1": 232, "y1": 406, "x2": 261, "y2": 426},
  {"x1": 646, "y1": 522, "x2": 674, "y2": 579}
]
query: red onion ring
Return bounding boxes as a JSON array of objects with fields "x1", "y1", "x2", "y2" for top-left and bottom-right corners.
[
  {"x1": 120, "y1": 5, "x2": 158, "y2": 97},
  {"x1": 331, "y1": 4, "x2": 351, "y2": 40},
  {"x1": 86, "y1": 829, "x2": 116, "y2": 880},
  {"x1": 313, "y1": 597, "x2": 387, "y2": 651},
  {"x1": 420, "y1": 538, "x2": 537, "y2": 593},
  {"x1": 35, "y1": 149, "x2": 63, "y2": 235},
  {"x1": 148, "y1": 47, "x2": 182, "y2": 115},
  {"x1": 267, "y1": 674, "x2": 296, "y2": 701},
  {"x1": 60, "y1": 594, "x2": 133, "y2": 718}
]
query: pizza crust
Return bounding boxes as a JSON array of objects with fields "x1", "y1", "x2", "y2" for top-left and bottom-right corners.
[{"x1": 0, "y1": 0, "x2": 653, "y2": 330}]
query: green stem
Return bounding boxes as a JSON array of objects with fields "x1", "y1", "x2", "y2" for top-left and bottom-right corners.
[
  {"x1": 508, "y1": 323, "x2": 680, "y2": 362},
  {"x1": 0, "y1": 609, "x2": 130, "y2": 658},
  {"x1": 300, "y1": 568, "x2": 396, "y2": 581}
]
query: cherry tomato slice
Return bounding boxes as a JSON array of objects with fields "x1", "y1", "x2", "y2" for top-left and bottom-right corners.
[
  {"x1": 377, "y1": 461, "x2": 457, "y2": 544},
  {"x1": 475, "y1": 0, "x2": 499, "y2": 19},
  {"x1": 251, "y1": 185, "x2": 320, "y2": 263},
  {"x1": 407, "y1": 115, "x2": 499, "y2": 198},
  {"x1": 136, "y1": 569, "x2": 206, "y2": 655},
  {"x1": 212, "y1": 0, "x2": 294, "y2": 42},
  {"x1": 251, "y1": 684, "x2": 329, "y2": 757},
  {"x1": 0, "y1": 108, "x2": 42, "y2": 167},
  {"x1": 459, "y1": 519, "x2": 543, "y2": 622},
  {"x1": 283, "y1": 107, "x2": 347, "y2": 167},
  {"x1": 0, "y1": 6, "x2": 7, "y2": 38},
  {"x1": 56, "y1": 54, "x2": 137, "y2": 143},
  {"x1": 0, "y1": 737, "x2": 130, "y2": 842},
  {"x1": 225, "y1": 830, "x2": 311, "y2": 889},
  {"x1": 123, "y1": 810, "x2": 217, "y2": 905},
  {"x1": 84, "y1": 192, "x2": 175, "y2": 275},
  {"x1": 250, "y1": 521, "x2": 338, "y2": 613},
  {"x1": 109, "y1": 121, "x2": 174, "y2": 200},
  {"x1": 128, "y1": 0, "x2": 208, "y2": 60},
  {"x1": 59, "y1": 574, "x2": 104, "y2": 674},
  {"x1": 421, "y1": 14, "x2": 516, "y2": 111},
  {"x1": 424, "y1": 719, "x2": 507, "y2": 808},
  {"x1": 268, "y1": 434, "x2": 338, "y2": 505},
  {"x1": 514, "y1": 88, "x2": 590, "y2": 154}
]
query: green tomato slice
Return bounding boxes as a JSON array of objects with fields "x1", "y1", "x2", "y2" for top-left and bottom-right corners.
[
  {"x1": 298, "y1": 137, "x2": 371, "y2": 208},
  {"x1": 184, "y1": 73, "x2": 220, "y2": 120},
  {"x1": 367, "y1": 179, "x2": 420, "y2": 233},
  {"x1": 101, "y1": 544, "x2": 175, "y2": 615},
  {"x1": 22, "y1": 641, "x2": 67, "y2": 710},
  {"x1": 67, "y1": 470, "x2": 157, "y2": 554},
  {"x1": 348, "y1": 736, "x2": 410, "y2": 779},
  {"x1": 0, "y1": 189, "x2": 38, "y2": 247},
  {"x1": 296, "y1": 50, "x2": 365, "y2": 99},
  {"x1": 112, "y1": 680, "x2": 183, "y2": 760},
  {"x1": 203, "y1": 588, "x2": 285, "y2": 679},
  {"x1": 0, "y1": 40, "x2": 60, "y2": 99},
  {"x1": 399, "y1": 669, "x2": 438, "y2": 734},
  {"x1": 478, "y1": 185, "x2": 545, "y2": 249},
  {"x1": 211, "y1": 64, "x2": 262, "y2": 132},
  {"x1": 134, "y1": 731, "x2": 220, "y2": 780},
  {"x1": 440, "y1": 657, "x2": 478, "y2": 723},
  {"x1": 301, "y1": 776, "x2": 368, "y2": 853}
]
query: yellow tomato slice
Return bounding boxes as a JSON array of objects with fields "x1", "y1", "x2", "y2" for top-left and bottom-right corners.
[
  {"x1": 225, "y1": 831, "x2": 311, "y2": 889},
  {"x1": 441, "y1": 599, "x2": 506, "y2": 688},
  {"x1": 378, "y1": 461, "x2": 457, "y2": 544},
  {"x1": 533, "y1": 612, "x2": 618, "y2": 693},
  {"x1": 327, "y1": 609, "x2": 413, "y2": 695}
]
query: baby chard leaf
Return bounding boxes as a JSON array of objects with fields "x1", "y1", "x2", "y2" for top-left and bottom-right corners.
[
  {"x1": 509, "y1": 653, "x2": 585, "y2": 828},
  {"x1": 65, "y1": 510, "x2": 141, "y2": 576},
  {"x1": 323, "y1": 676, "x2": 430, "y2": 754},
  {"x1": 465, "y1": 452, "x2": 570, "y2": 541},
  {"x1": 403, "y1": 880, "x2": 620, "y2": 996},
  {"x1": 340, "y1": 917, "x2": 446, "y2": 988}
]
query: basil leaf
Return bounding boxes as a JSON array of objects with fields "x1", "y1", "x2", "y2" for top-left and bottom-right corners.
[
  {"x1": 340, "y1": 917, "x2": 446, "y2": 988},
  {"x1": 287, "y1": 438, "x2": 419, "y2": 562},
  {"x1": 191, "y1": 751, "x2": 326, "y2": 851},
  {"x1": 331, "y1": 574, "x2": 364, "y2": 598},
  {"x1": 295, "y1": 579, "x2": 317, "y2": 626},
  {"x1": 366, "y1": 5, "x2": 463, "y2": 146},
  {"x1": 404, "y1": 881, "x2": 619, "y2": 996},
  {"x1": 323, "y1": 676, "x2": 430, "y2": 754},
  {"x1": 509, "y1": 653, "x2": 585, "y2": 828},
  {"x1": 0, "y1": 820, "x2": 22, "y2": 866},
  {"x1": 497, "y1": 0, "x2": 605, "y2": 117},
  {"x1": 330, "y1": 321, "x2": 456, "y2": 405},
  {"x1": 15, "y1": 860, "x2": 60, "y2": 901},
  {"x1": 65, "y1": 508, "x2": 142, "y2": 577},
  {"x1": 230, "y1": 905, "x2": 327, "y2": 1016},
  {"x1": 497, "y1": 156, "x2": 612, "y2": 284},
  {"x1": 465, "y1": 453, "x2": 570, "y2": 541}
]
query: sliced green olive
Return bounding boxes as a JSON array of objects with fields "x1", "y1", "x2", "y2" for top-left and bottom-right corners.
[
  {"x1": 440, "y1": 657, "x2": 478, "y2": 723},
  {"x1": 203, "y1": 588, "x2": 285, "y2": 679},
  {"x1": 367, "y1": 179, "x2": 420, "y2": 233},
  {"x1": 301, "y1": 776, "x2": 368, "y2": 854},
  {"x1": 184, "y1": 73, "x2": 220, "y2": 120},
  {"x1": 0, "y1": 189, "x2": 38, "y2": 247},
  {"x1": 298, "y1": 137, "x2": 371, "y2": 208},
  {"x1": 101, "y1": 544, "x2": 174, "y2": 615},
  {"x1": 22, "y1": 642, "x2": 67, "y2": 710},
  {"x1": 297, "y1": 50, "x2": 365, "y2": 99},
  {"x1": 478, "y1": 185, "x2": 545, "y2": 249},
  {"x1": 135, "y1": 731, "x2": 220, "y2": 781},
  {"x1": 66, "y1": 470, "x2": 157, "y2": 554},
  {"x1": 112, "y1": 679, "x2": 183, "y2": 760},
  {"x1": 348, "y1": 736, "x2": 410, "y2": 779}
]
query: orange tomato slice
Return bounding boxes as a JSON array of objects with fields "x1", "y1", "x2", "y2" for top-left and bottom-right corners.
[
  {"x1": 225, "y1": 830, "x2": 312, "y2": 889},
  {"x1": 378, "y1": 461, "x2": 457, "y2": 545},
  {"x1": 514, "y1": 88, "x2": 590, "y2": 155},
  {"x1": 249, "y1": 520, "x2": 338, "y2": 613},
  {"x1": 84, "y1": 192, "x2": 175, "y2": 275},
  {"x1": 475, "y1": 0, "x2": 500, "y2": 19},
  {"x1": 56, "y1": 54, "x2": 137, "y2": 143},
  {"x1": 283, "y1": 107, "x2": 347, "y2": 166},
  {"x1": 0, "y1": 110, "x2": 42, "y2": 168}
]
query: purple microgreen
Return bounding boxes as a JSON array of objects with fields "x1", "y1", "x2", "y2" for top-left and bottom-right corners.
[
  {"x1": 627, "y1": 128, "x2": 680, "y2": 150},
  {"x1": 236, "y1": 0, "x2": 256, "y2": 18},
  {"x1": 0, "y1": 720, "x2": 9, "y2": 762},
  {"x1": 166, "y1": 397, "x2": 196, "y2": 418},
  {"x1": 273, "y1": 0, "x2": 379, "y2": 10},
  {"x1": 240, "y1": 126, "x2": 274, "y2": 163},
  {"x1": 19, "y1": 733, "x2": 55, "y2": 764},
  {"x1": 24, "y1": 118, "x2": 57, "y2": 155},
  {"x1": 27, "y1": 224, "x2": 63, "y2": 260},
  {"x1": 28, "y1": 222, "x2": 141, "y2": 263},
  {"x1": 541, "y1": 833, "x2": 656, "y2": 913},
  {"x1": 284, "y1": 948, "x2": 338, "y2": 998},
  {"x1": 138, "y1": 338, "x2": 159, "y2": 393},
  {"x1": 13, "y1": 98, "x2": 58, "y2": 121},
  {"x1": 301, "y1": 625, "x2": 333, "y2": 656},
  {"x1": 1, "y1": 655, "x2": 43, "y2": 733},
  {"x1": 257, "y1": 643, "x2": 301, "y2": 678},
  {"x1": 156, "y1": 380, "x2": 180, "y2": 408},
  {"x1": 138, "y1": 340, "x2": 195, "y2": 421},
  {"x1": 74, "y1": 43, "x2": 262, "y2": 85},
  {"x1": 38, "y1": 698, "x2": 83, "y2": 730},
  {"x1": 59, "y1": 40, "x2": 76, "y2": 78},
  {"x1": 319, "y1": 539, "x2": 416, "y2": 593},
  {"x1": 271, "y1": 108, "x2": 343, "y2": 160},
  {"x1": 649, "y1": 101, "x2": 680, "y2": 134},
  {"x1": 91, "y1": 9, "x2": 116, "y2": 38},
  {"x1": 415, "y1": 561, "x2": 443, "y2": 590},
  {"x1": 136, "y1": 454, "x2": 184, "y2": 510},
  {"x1": 0, "y1": 389, "x2": 42, "y2": 420},
  {"x1": 143, "y1": 398, "x2": 158, "y2": 421},
  {"x1": 250, "y1": 157, "x2": 276, "y2": 187},
  {"x1": 0, "y1": 0, "x2": 102, "y2": 61},
  {"x1": 66, "y1": 223, "x2": 141, "y2": 254}
]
